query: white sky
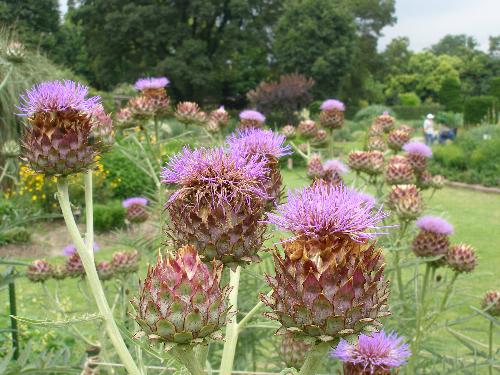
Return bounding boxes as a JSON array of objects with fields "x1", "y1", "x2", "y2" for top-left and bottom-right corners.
[
  {"x1": 59, "y1": 0, "x2": 499, "y2": 52},
  {"x1": 379, "y1": 0, "x2": 500, "y2": 51}
]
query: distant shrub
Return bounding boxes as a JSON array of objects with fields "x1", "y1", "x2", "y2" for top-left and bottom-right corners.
[
  {"x1": 435, "y1": 111, "x2": 462, "y2": 129},
  {"x1": 398, "y1": 92, "x2": 421, "y2": 107},
  {"x1": 93, "y1": 201, "x2": 126, "y2": 232},
  {"x1": 464, "y1": 96, "x2": 498, "y2": 125},
  {"x1": 247, "y1": 73, "x2": 315, "y2": 125},
  {"x1": 432, "y1": 144, "x2": 466, "y2": 169},
  {"x1": 392, "y1": 104, "x2": 443, "y2": 120},
  {"x1": 439, "y1": 76, "x2": 463, "y2": 112},
  {"x1": 353, "y1": 105, "x2": 392, "y2": 123},
  {"x1": 489, "y1": 76, "x2": 500, "y2": 102},
  {"x1": 0, "y1": 226, "x2": 30, "y2": 245}
]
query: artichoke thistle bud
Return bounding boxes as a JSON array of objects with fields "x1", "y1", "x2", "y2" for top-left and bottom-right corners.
[
  {"x1": 175, "y1": 101, "x2": 206, "y2": 125},
  {"x1": 431, "y1": 174, "x2": 445, "y2": 189},
  {"x1": 65, "y1": 253, "x2": 85, "y2": 278},
  {"x1": 297, "y1": 119, "x2": 318, "y2": 138},
  {"x1": 313, "y1": 129, "x2": 328, "y2": 146},
  {"x1": 316, "y1": 159, "x2": 349, "y2": 187},
  {"x1": 132, "y1": 245, "x2": 230, "y2": 345},
  {"x1": 123, "y1": 197, "x2": 149, "y2": 223},
  {"x1": 368, "y1": 124, "x2": 384, "y2": 137},
  {"x1": 238, "y1": 109, "x2": 265, "y2": 129},
  {"x1": 417, "y1": 170, "x2": 434, "y2": 190},
  {"x1": 319, "y1": 99, "x2": 345, "y2": 129},
  {"x1": 17, "y1": 80, "x2": 104, "y2": 176},
  {"x1": 365, "y1": 151, "x2": 385, "y2": 176},
  {"x1": 388, "y1": 129, "x2": 410, "y2": 152},
  {"x1": 262, "y1": 185, "x2": 390, "y2": 342},
  {"x1": 374, "y1": 112, "x2": 395, "y2": 133},
  {"x1": 112, "y1": 250, "x2": 140, "y2": 274},
  {"x1": 307, "y1": 154, "x2": 325, "y2": 180},
  {"x1": 97, "y1": 261, "x2": 115, "y2": 281},
  {"x1": 387, "y1": 185, "x2": 423, "y2": 222},
  {"x1": 446, "y1": 244, "x2": 477, "y2": 273},
  {"x1": 133, "y1": 77, "x2": 170, "y2": 116},
  {"x1": 348, "y1": 151, "x2": 371, "y2": 173},
  {"x1": 90, "y1": 105, "x2": 114, "y2": 152},
  {"x1": 209, "y1": 106, "x2": 230, "y2": 129},
  {"x1": 367, "y1": 137, "x2": 387, "y2": 152},
  {"x1": 162, "y1": 147, "x2": 269, "y2": 267},
  {"x1": 281, "y1": 125, "x2": 296, "y2": 139},
  {"x1": 403, "y1": 141, "x2": 432, "y2": 173},
  {"x1": 26, "y1": 260, "x2": 52, "y2": 282},
  {"x1": 412, "y1": 216, "x2": 453, "y2": 262},
  {"x1": 52, "y1": 264, "x2": 68, "y2": 280},
  {"x1": 385, "y1": 162, "x2": 414, "y2": 185},
  {"x1": 482, "y1": 291, "x2": 500, "y2": 316}
]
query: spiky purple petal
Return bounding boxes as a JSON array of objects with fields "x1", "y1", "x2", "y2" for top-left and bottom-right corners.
[
  {"x1": 122, "y1": 197, "x2": 149, "y2": 208},
  {"x1": 62, "y1": 242, "x2": 99, "y2": 256},
  {"x1": 416, "y1": 215, "x2": 454, "y2": 235},
  {"x1": 266, "y1": 184, "x2": 389, "y2": 242},
  {"x1": 17, "y1": 80, "x2": 100, "y2": 116},
  {"x1": 403, "y1": 141, "x2": 432, "y2": 158},
  {"x1": 239, "y1": 109, "x2": 265, "y2": 123},
  {"x1": 226, "y1": 128, "x2": 292, "y2": 159},
  {"x1": 320, "y1": 99, "x2": 345, "y2": 111},
  {"x1": 332, "y1": 331, "x2": 411, "y2": 373},
  {"x1": 134, "y1": 77, "x2": 169, "y2": 91},
  {"x1": 323, "y1": 159, "x2": 349, "y2": 175}
]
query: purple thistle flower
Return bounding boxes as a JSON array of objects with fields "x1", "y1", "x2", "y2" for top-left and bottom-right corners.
[
  {"x1": 62, "y1": 242, "x2": 99, "y2": 256},
  {"x1": 17, "y1": 80, "x2": 101, "y2": 116},
  {"x1": 226, "y1": 128, "x2": 292, "y2": 160},
  {"x1": 122, "y1": 197, "x2": 149, "y2": 208},
  {"x1": 357, "y1": 191, "x2": 377, "y2": 207},
  {"x1": 323, "y1": 159, "x2": 349, "y2": 175},
  {"x1": 161, "y1": 147, "x2": 269, "y2": 208},
  {"x1": 239, "y1": 109, "x2": 266, "y2": 123},
  {"x1": 266, "y1": 184, "x2": 390, "y2": 242},
  {"x1": 320, "y1": 99, "x2": 345, "y2": 111},
  {"x1": 403, "y1": 141, "x2": 432, "y2": 158},
  {"x1": 134, "y1": 77, "x2": 169, "y2": 91},
  {"x1": 332, "y1": 331, "x2": 411, "y2": 374},
  {"x1": 416, "y1": 215, "x2": 454, "y2": 235}
]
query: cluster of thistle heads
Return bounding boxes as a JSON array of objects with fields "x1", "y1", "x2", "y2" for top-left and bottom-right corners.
[
  {"x1": 281, "y1": 98, "x2": 345, "y2": 151},
  {"x1": 26, "y1": 249, "x2": 140, "y2": 283}
]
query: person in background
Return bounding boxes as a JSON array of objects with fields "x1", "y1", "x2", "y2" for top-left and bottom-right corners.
[
  {"x1": 439, "y1": 123, "x2": 456, "y2": 144},
  {"x1": 423, "y1": 113, "x2": 435, "y2": 145}
]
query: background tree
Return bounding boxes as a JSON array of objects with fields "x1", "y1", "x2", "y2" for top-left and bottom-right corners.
[
  {"x1": 439, "y1": 76, "x2": 463, "y2": 112},
  {"x1": 273, "y1": 0, "x2": 356, "y2": 98}
]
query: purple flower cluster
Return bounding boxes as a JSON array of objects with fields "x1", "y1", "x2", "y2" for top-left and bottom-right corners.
[
  {"x1": 403, "y1": 141, "x2": 433, "y2": 158},
  {"x1": 320, "y1": 99, "x2": 345, "y2": 111},
  {"x1": 62, "y1": 242, "x2": 100, "y2": 256},
  {"x1": 17, "y1": 80, "x2": 100, "y2": 116},
  {"x1": 226, "y1": 128, "x2": 292, "y2": 159},
  {"x1": 134, "y1": 77, "x2": 169, "y2": 91},
  {"x1": 122, "y1": 197, "x2": 149, "y2": 208},
  {"x1": 267, "y1": 184, "x2": 389, "y2": 242},
  {"x1": 239, "y1": 109, "x2": 266, "y2": 123},
  {"x1": 323, "y1": 159, "x2": 349, "y2": 175},
  {"x1": 416, "y1": 215, "x2": 454, "y2": 235},
  {"x1": 332, "y1": 331, "x2": 411, "y2": 374},
  {"x1": 161, "y1": 147, "x2": 269, "y2": 206}
]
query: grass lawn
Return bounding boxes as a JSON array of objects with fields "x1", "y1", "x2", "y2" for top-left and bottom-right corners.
[{"x1": 2, "y1": 167, "x2": 499, "y2": 373}]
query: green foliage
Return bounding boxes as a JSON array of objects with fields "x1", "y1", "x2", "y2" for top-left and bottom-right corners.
[
  {"x1": 353, "y1": 105, "x2": 392, "y2": 123},
  {"x1": 0, "y1": 226, "x2": 30, "y2": 245},
  {"x1": 489, "y1": 76, "x2": 500, "y2": 101},
  {"x1": 435, "y1": 111, "x2": 463, "y2": 129},
  {"x1": 92, "y1": 201, "x2": 125, "y2": 232},
  {"x1": 398, "y1": 92, "x2": 421, "y2": 107},
  {"x1": 101, "y1": 145, "x2": 156, "y2": 200},
  {"x1": 274, "y1": 0, "x2": 356, "y2": 97},
  {"x1": 432, "y1": 144, "x2": 467, "y2": 169},
  {"x1": 463, "y1": 96, "x2": 498, "y2": 125},
  {"x1": 392, "y1": 104, "x2": 443, "y2": 120},
  {"x1": 439, "y1": 76, "x2": 463, "y2": 112}
]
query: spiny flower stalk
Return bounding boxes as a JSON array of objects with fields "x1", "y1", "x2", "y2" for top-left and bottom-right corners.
[
  {"x1": 26, "y1": 260, "x2": 53, "y2": 282},
  {"x1": 17, "y1": 80, "x2": 105, "y2": 176},
  {"x1": 482, "y1": 291, "x2": 500, "y2": 316},
  {"x1": 297, "y1": 119, "x2": 318, "y2": 138},
  {"x1": 412, "y1": 216, "x2": 453, "y2": 259},
  {"x1": 227, "y1": 128, "x2": 291, "y2": 205},
  {"x1": 387, "y1": 185, "x2": 424, "y2": 222},
  {"x1": 132, "y1": 245, "x2": 231, "y2": 345},
  {"x1": 331, "y1": 330, "x2": 411, "y2": 375},
  {"x1": 403, "y1": 142, "x2": 432, "y2": 172},
  {"x1": 319, "y1": 99, "x2": 345, "y2": 129},
  {"x1": 112, "y1": 250, "x2": 141, "y2": 274},
  {"x1": 238, "y1": 109, "x2": 265, "y2": 129},
  {"x1": 162, "y1": 147, "x2": 268, "y2": 267},
  {"x1": 446, "y1": 244, "x2": 477, "y2": 273},
  {"x1": 123, "y1": 197, "x2": 149, "y2": 224}
]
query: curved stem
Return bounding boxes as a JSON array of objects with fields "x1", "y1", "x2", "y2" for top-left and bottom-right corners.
[
  {"x1": 219, "y1": 267, "x2": 241, "y2": 375},
  {"x1": 84, "y1": 171, "x2": 94, "y2": 257},
  {"x1": 489, "y1": 320, "x2": 494, "y2": 375},
  {"x1": 172, "y1": 346, "x2": 205, "y2": 375},
  {"x1": 237, "y1": 291, "x2": 271, "y2": 332},
  {"x1": 56, "y1": 178, "x2": 140, "y2": 375},
  {"x1": 298, "y1": 342, "x2": 331, "y2": 375}
]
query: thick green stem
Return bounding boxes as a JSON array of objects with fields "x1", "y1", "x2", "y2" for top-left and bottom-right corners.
[
  {"x1": 237, "y1": 291, "x2": 271, "y2": 332},
  {"x1": 84, "y1": 171, "x2": 94, "y2": 257},
  {"x1": 219, "y1": 267, "x2": 241, "y2": 375},
  {"x1": 8, "y1": 280, "x2": 19, "y2": 359},
  {"x1": 56, "y1": 178, "x2": 140, "y2": 375},
  {"x1": 172, "y1": 347, "x2": 205, "y2": 375},
  {"x1": 194, "y1": 345, "x2": 209, "y2": 369},
  {"x1": 393, "y1": 221, "x2": 409, "y2": 300},
  {"x1": 299, "y1": 343, "x2": 331, "y2": 375},
  {"x1": 488, "y1": 320, "x2": 494, "y2": 375}
]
